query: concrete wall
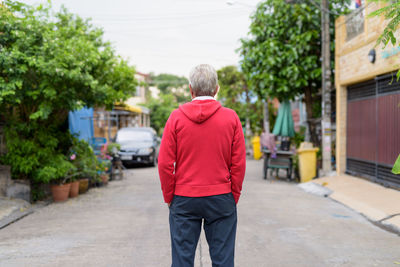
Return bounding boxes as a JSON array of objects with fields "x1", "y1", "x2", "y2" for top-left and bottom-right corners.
[
  {"x1": 335, "y1": 1, "x2": 400, "y2": 174},
  {"x1": 0, "y1": 165, "x2": 11, "y2": 197}
]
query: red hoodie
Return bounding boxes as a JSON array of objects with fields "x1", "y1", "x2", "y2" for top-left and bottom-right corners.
[{"x1": 158, "y1": 99, "x2": 246, "y2": 204}]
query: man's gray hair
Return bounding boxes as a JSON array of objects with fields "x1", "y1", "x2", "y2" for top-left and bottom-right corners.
[{"x1": 189, "y1": 64, "x2": 219, "y2": 97}]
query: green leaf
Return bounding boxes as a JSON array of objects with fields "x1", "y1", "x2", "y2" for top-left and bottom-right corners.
[
  {"x1": 389, "y1": 31, "x2": 397, "y2": 46},
  {"x1": 392, "y1": 154, "x2": 400, "y2": 175},
  {"x1": 0, "y1": 0, "x2": 138, "y2": 184},
  {"x1": 369, "y1": 2, "x2": 400, "y2": 48}
]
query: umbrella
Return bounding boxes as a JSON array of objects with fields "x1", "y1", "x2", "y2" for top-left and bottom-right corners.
[{"x1": 272, "y1": 100, "x2": 295, "y2": 137}]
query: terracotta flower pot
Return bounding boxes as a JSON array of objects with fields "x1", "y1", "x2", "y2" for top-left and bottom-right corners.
[
  {"x1": 51, "y1": 183, "x2": 71, "y2": 202},
  {"x1": 69, "y1": 181, "x2": 80, "y2": 198},
  {"x1": 101, "y1": 174, "x2": 109, "y2": 185},
  {"x1": 79, "y1": 178, "x2": 89, "y2": 194}
]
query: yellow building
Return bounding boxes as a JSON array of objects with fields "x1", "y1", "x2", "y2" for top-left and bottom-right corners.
[
  {"x1": 335, "y1": 2, "x2": 400, "y2": 188},
  {"x1": 93, "y1": 72, "x2": 151, "y2": 140}
]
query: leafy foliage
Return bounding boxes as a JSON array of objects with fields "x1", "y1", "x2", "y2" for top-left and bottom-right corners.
[
  {"x1": 145, "y1": 93, "x2": 179, "y2": 135},
  {"x1": 0, "y1": 1, "x2": 137, "y2": 114},
  {"x1": 144, "y1": 73, "x2": 190, "y2": 135},
  {"x1": 0, "y1": 1, "x2": 137, "y2": 185},
  {"x1": 240, "y1": 0, "x2": 321, "y2": 101},
  {"x1": 368, "y1": 0, "x2": 400, "y2": 79},
  {"x1": 3, "y1": 122, "x2": 75, "y2": 184},
  {"x1": 217, "y1": 66, "x2": 247, "y2": 118},
  {"x1": 369, "y1": 1, "x2": 400, "y2": 47},
  {"x1": 393, "y1": 154, "x2": 400, "y2": 175},
  {"x1": 69, "y1": 137, "x2": 98, "y2": 179},
  {"x1": 239, "y1": 0, "x2": 349, "y2": 143},
  {"x1": 217, "y1": 65, "x2": 267, "y2": 134},
  {"x1": 149, "y1": 73, "x2": 188, "y2": 94}
]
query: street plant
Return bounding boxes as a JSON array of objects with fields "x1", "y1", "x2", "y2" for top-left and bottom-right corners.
[
  {"x1": 69, "y1": 137, "x2": 98, "y2": 180},
  {"x1": 2, "y1": 122, "x2": 75, "y2": 183},
  {"x1": 0, "y1": 1, "x2": 137, "y2": 192}
]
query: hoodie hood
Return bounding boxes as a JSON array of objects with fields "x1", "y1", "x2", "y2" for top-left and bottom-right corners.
[{"x1": 179, "y1": 100, "x2": 222, "y2": 124}]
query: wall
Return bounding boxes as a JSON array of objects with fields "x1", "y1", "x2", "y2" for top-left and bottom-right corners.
[{"x1": 335, "y1": 1, "x2": 400, "y2": 173}]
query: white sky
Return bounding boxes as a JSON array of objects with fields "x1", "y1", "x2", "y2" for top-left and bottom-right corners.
[{"x1": 21, "y1": 0, "x2": 261, "y2": 77}]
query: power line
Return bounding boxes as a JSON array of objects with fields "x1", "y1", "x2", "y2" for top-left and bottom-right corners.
[{"x1": 79, "y1": 7, "x2": 248, "y2": 22}]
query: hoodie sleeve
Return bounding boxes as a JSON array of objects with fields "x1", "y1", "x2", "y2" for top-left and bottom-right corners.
[
  {"x1": 158, "y1": 113, "x2": 177, "y2": 203},
  {"x1": 230, "y1": 113, "x2": 246, "y2": 204}
]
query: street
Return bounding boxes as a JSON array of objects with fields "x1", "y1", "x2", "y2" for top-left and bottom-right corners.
[{"x1": 0, "y1": 160, "x2": 399, "y2": 267}]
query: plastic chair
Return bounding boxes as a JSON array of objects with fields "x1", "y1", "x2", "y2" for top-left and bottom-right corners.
[{"x1": 89, "y1": 137, "x2": 107, "y2": 155}]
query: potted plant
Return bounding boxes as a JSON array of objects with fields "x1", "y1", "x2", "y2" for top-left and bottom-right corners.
[
  {"x1": 69, "y1": 138, "x2": 97, "y2": 194},
  {"x1": 99, "y1": 142, "x2": 115, "y2": 180},
  {"x1": 105, "y1": 142, "x2": 121, "y2": 180},
  {"x1": 67, "y1": 154, "x2": 80, "y2": 198},
  {"x1": 96, "y1": 159, "x2": 110, "y2": 185},
  {"x1": 35, "y1": 155, "x2": 76, "y2": 202}
]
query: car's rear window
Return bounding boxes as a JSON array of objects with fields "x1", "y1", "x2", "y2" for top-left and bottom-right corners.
[{"x1": 117, "y1": 131, "x2": 153, "y2": 142}]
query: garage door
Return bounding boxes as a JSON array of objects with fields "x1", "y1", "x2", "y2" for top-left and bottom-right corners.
[{"x1": 346, "y1": 73, "x2": 400, "y2": 188}]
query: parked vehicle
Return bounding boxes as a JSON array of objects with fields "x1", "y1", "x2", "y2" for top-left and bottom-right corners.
[{"x1": 115, "y1": 127, "x2": 159, "y2": 166}]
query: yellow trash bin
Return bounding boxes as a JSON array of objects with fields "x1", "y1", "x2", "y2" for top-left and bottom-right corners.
[
  {"x1": 251, "y1": 136, "x2": 262, "y2": 160},
  {"x1": 297, "y1": 142, "x2": 319, "y2": 183}
]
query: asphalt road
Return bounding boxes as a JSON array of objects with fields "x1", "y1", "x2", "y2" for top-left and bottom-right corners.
[{"x1": 0, "y1": 160, "x2": 399, "y2": 266}]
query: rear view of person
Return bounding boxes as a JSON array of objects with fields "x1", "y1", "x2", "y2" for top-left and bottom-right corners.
[{"x1": 158, "y1": 64, "x2": 246, "y2": 267}]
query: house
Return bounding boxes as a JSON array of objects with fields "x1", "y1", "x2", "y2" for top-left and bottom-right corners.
[
  {"x1": 335, "y1": 3, "x2": 400, "y2": 188},
  {"x1": 93, "y1": 71, "x2": 151, "y2": 141}
]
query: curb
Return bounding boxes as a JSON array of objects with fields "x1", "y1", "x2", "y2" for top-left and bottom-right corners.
[
  {"x1": 298, "y1": 182, "x2": 400, "y2": 236},
  {"x1": 0, "y1": 200, "x2": 50, "y2": 230},
  {"x1": 0, "y1": 207, "x2": 34, "y2": 230}
]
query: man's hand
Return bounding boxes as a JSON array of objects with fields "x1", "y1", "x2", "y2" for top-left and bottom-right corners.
[{"x1": 168, "y1": 203, "x2": 171, "y2": 207}]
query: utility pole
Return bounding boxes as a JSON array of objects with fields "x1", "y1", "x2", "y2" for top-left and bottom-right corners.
[
  {"x1": 244, "y1": 84, "x2": 252, "y2": 156},
  {"x1": 321, "y1": 0, "x2": 332, "y2": 174},
  {"x1": 263, "y1": 100, "x2": 270, "y2": 133},
  {"x1": 285, "y1": 0, "x2": 333, "y2": 173}
]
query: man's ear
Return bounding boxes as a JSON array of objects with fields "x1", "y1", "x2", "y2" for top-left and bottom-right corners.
[
  {"x1": 213, "y1": 86, "x2": 220, "y2": 98},
  {"x1": 189, "y1": 84, "x2": 195, "y2": 98}
]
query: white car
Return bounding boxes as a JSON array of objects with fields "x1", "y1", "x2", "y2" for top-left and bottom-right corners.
[{"x1": 115, "y1": 127, "x2": 159, "y2": 166}]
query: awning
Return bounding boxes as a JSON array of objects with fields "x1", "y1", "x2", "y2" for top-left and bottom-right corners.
[
  {"x1": 114, "y1": 104, "x2": 142, "y2": 113},
  {"x1": 114, "y1": 103, "x2": 150, "y2": 115}
]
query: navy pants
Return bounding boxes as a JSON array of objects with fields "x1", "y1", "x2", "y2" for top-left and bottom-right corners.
[{"x1": 169, "y1": 193, "x2": 237, "y2": 267}]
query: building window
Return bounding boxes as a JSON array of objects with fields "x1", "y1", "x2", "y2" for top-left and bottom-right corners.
[
  {"x1": 136, "y1": 86, "x2": 142, "y2": 97},
  {"x1": 345, "y1": 3, "x2": 365, "y2": 41}
]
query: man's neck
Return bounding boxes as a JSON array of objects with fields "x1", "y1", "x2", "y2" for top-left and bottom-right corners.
[{"x1": 192, "y1": 96, "x2": 215, "y2": 101}]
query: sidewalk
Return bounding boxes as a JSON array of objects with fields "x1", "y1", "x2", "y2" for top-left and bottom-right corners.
[
  {"x1": 0, "y1": 197, "x2": 32, "y2": 229},
  {"x1": 311, "y1": 174, "x2": 400, "y2": 234}
]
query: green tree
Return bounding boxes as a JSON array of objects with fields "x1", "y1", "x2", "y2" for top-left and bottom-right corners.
[
  {"x1": 149, "y1": 73, "x2": 188, "y2": 94},
  {"x1": 0, "y1": 1, "x2": 137, "y2": 186},
  {"x1": 217, "y1": 66, "x2": 247, "y2": 120},
  {"x1": 239, "y1": 0, "x2": 349, "y2": 144},
  {"x1": 144, "y1": 73, "x2": 190, "y2": 134},
  {"x1": 217, "y1": 65, "x2": 267, "y2": 134},
  {"x1": 145, "y1": 94, "x2": 178, "y2": 135}
]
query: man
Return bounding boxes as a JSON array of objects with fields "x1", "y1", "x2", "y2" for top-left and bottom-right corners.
[{"x1": 158, "y1": 64, "x2": 246, "y2": 267}]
